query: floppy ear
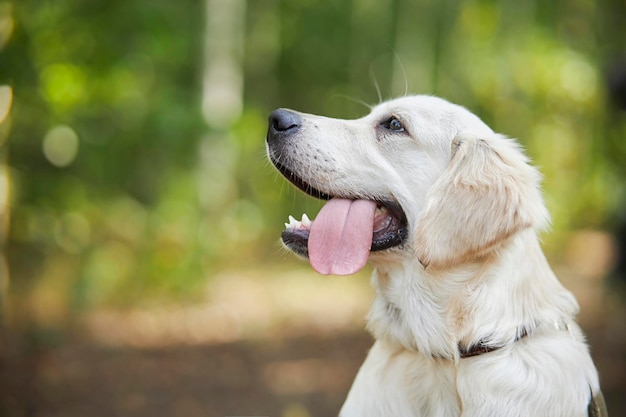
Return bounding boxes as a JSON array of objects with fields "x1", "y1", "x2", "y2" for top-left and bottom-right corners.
[{"x1": 414, "y1": 132, "x2": 549, "y2": 269}]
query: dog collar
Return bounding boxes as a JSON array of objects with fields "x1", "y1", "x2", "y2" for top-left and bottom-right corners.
[
  {"x1": 459, "y1": 321, "x2": 570, "y2": 359},
  {"x1": 458, "y1": 328, "x2": 528, "y2": 359}
]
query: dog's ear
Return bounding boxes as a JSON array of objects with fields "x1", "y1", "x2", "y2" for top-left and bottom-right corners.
[{"x1": 414, "y1": 132, "x2": 549, "y2": 269}]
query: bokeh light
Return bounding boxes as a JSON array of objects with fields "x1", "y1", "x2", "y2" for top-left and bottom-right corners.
[{"x1": 42, "y1": 125, "x2": 80, "y2": 167}]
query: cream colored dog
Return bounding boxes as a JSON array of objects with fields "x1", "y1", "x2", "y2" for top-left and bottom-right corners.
[{"x1": 265, "y1": 95, "x2": 606, "y2": 417}]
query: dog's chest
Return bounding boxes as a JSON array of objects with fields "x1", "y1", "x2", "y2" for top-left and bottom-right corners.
[{"x1": 340, "y1": 340, "x2": 462, "y2": 416}]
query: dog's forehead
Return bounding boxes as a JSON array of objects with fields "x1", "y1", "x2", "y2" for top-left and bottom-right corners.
[{"x1": 368, "y1": 95, "x2": 493, "y2": 135}]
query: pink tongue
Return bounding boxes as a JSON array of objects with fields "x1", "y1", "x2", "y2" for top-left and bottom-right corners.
[{"x1": 308, "y1": 198, "x2": 377, "y2": 275}]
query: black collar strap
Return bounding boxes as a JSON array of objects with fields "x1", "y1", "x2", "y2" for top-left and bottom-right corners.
[
  {"x1": 459, "y1": 328, "x2": 528, "y2": 359},
  {"x1": 459, "y1": 322, "x2": 570, "y2": 359}
]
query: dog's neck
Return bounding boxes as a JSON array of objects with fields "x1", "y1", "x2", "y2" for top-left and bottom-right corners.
[{"x1": 366, "y1": 228, "x2": 579, "y2": 359}]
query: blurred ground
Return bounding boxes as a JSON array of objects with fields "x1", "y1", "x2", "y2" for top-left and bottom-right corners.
[{"x1": 1, "y1": 245, "x2": 626, "y2": 417}]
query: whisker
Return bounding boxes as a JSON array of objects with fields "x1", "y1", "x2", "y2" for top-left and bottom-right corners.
[
  {"x1": 331, "y1": 93, "x2": 373, "y2": 111},
  {"x1": 370, "y1": 67, "x2": 383, "y2": 104},
  {"x1": 392, "y1": 49, "x2": 410, "y2": 97}
]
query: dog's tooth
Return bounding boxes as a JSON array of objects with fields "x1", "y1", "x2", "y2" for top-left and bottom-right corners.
[
  {"x1": 285, "y1": 215, "x2": 299, "y2": 230},
  {"x1": 285, "y1": 214, "x2": 312, "y2": 230}
]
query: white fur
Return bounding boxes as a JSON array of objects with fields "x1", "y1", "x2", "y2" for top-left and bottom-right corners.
[{"x1": 271, "y1": 95, "x2": 601, "y2": 417}]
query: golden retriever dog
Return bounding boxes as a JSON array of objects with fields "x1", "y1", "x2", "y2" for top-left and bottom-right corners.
[{"x1": 265, "y1": 95, "x2": 606, "y2": 417}]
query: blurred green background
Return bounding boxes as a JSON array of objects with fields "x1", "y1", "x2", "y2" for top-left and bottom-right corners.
[{"x1": 1, "y1": 0, "x2": 625, "y2": 416}]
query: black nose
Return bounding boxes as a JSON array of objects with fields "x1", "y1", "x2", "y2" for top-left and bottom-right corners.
[{"x1": 267, "y1": 108, "x2": 301, "y2": 142}]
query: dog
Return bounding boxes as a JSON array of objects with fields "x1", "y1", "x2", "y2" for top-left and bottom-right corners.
[{"x1": 265, "y1": 95, "x2": 606, "y2": 417}]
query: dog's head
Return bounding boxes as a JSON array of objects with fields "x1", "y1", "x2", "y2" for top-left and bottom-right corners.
[{"x1": 266, "y1": 95, "x2": 548, "y2": 274}]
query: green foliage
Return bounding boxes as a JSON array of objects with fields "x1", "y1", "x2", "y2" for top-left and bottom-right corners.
[{"x1": 1, "y1": 0, "x2": 625, "y2": 320}]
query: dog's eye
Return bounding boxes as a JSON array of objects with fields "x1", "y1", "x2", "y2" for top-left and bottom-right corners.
[{"x1": 382, "y1": 116, "x2": 405, "y2": 132}]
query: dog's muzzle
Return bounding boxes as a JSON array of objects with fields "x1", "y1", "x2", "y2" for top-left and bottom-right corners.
[{"x1": 266, "y1": 107, "x2": 409, "y2": 274}]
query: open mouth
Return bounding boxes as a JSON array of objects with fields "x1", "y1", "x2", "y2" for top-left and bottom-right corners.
[{"x1": 273, "y1": 160, "x2": 408, "y2": 262}]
